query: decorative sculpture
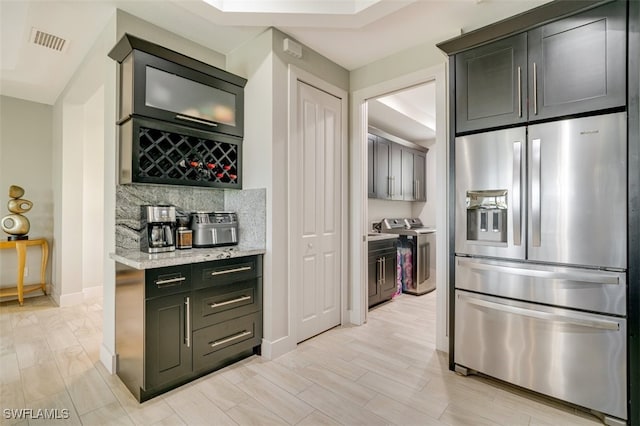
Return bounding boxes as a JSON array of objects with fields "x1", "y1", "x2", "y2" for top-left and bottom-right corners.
[{"x1": 1, "y1": 185, "x2": 32, "y2": 240}]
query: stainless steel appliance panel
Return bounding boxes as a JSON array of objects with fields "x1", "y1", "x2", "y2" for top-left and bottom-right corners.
[
  {"x1": 455, "y1": 257, "x2": 626, "y2": 316},
  {"x1": 455, "y1": 290, "x2": 627, "y2": 420},
  {"x1": 527, "y1": 112, "x2": 626, "y2": 269},
  {"x1": 455, "y1": 127, "x2": 526, "y2": 260},
  {"x1": 403, "y1": 232, "x2": 436, "y2": 295}
]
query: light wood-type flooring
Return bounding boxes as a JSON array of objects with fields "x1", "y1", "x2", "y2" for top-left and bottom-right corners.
[{"x1": 0, "y1": 291, "x2": 602, "y2": 425}]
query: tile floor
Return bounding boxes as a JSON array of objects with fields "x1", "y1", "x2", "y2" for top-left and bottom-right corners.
[{"x1": 0, "y1": 291, "x2": 602, "y2": 425}]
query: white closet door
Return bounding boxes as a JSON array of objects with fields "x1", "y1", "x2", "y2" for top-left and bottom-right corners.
[{"x1": 294, "y1": 81, "x2": 342, "y2": 342}]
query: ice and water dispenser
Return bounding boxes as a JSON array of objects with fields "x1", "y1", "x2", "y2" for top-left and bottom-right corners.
[{"x1": 466, "y1": 190, "x2": 508, "y2": 243}]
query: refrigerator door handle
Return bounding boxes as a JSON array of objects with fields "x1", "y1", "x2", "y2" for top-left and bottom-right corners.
[
  {"x1": 460, "y1": 293, "x2": 620, "y2": 331},
  {"x1": 457, "y1": 258, "x2": 620, "y2": 285},
  {"x1": 512, "y1": 141, "x2": 522, "y2": 246},
  {"x1": 531, "y1": 138, "x2": 541, "y2": 247}
]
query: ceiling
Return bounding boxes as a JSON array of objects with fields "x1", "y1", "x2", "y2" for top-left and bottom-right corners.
[
  {"x1": 0, "y1": 0, "x2": 552, "y2": 106},
  {"x1": 368, "y1": 82, "x2": 436, "y2": 143}
]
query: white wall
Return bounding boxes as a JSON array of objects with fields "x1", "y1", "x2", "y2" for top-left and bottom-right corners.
[
  {"x1": 412, "y1": 140, "x2": 438, "y2": 227},
  {"x1": 82, "y1": 87, "x2": 105, "y2": 293},
  {"x1": 227, "y1": 28, "x2": 349, "y2": 359},
  {"x1": 0, "y1": 96, "x2": 53, "y2": 295},
  {"x1": 367, "y1": 199, "x2": 413, "y2": 230},
  {"x1": 350, "y1": 46, "x2": 450, "y2": 351},
  {"x1": 116, "y1": 11, "x2": 225, "y2": 69},
  {"x1": 51, "y1": 12, "x2": 117, "y2": 308}
]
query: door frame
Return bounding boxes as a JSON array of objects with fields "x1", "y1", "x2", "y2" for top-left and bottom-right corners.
[
  {"x1": 350, "y1": 63, "x2": 450, "y2": 352},
  {"x1": 287, "y1": 65, "x2": 349, "y2": 342}
]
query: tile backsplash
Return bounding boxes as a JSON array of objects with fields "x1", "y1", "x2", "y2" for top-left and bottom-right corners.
[{"x1": 116, "y1": 184, "x2": 265, "y2": 250}]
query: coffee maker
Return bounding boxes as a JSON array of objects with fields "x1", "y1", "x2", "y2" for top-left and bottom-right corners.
[{"x1": 141, "y1": 205, "x2": 176, "y2": 253}]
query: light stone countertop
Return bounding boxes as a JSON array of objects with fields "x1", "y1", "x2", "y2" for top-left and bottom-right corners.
[
  {"x1": 110, "y1": 246, "x2": 266, "y2": 270},
  {"x1": 367, "y1": 233, "x2": 399, "y2": 242}
]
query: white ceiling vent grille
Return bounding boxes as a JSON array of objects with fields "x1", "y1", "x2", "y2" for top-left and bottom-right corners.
[{"x1": 30, "y1": 28, "x2": 68, "y2": 52}]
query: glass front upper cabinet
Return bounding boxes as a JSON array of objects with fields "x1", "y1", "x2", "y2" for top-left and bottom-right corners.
[{"x1": 112, "y1": 35, "x2": 246, "y2": 138}]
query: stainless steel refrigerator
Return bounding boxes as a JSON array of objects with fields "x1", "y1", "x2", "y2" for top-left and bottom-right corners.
[{"x1": 454, "y1": 112, "x2": 627, "y2": 423}]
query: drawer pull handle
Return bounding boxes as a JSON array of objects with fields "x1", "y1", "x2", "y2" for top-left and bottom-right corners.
[
  {"x1": 175, "y1": 114, "x2": 218, "y2": 127},
  {"x1": 210, "y1": 266, "x2": 252, "y2": 276},
  {"x1": 210, "y1": 330, "x2": 252, "y2": 349},
  {"x1": 209, "y1": 295, "x2": 251, "y2": 309},
  {"x1": 155, "y1": 277, "x2": 186, "y2": 287},
  {"x1": 185, "y1": 297, "x2": 191, "y2": 348}
]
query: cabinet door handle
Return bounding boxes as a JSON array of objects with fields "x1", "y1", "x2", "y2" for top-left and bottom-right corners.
[
  {"x1": 533, "y1": 62, "x2": 538, "y2": 115},
  {"x1": 209, "y1": 330, "x2": 252, "y2": 349},
  {"x1": 175, "y1": 114, "x2": 219, "y2": 127},
  {"x1": 209, "y1": 295, "x2": 251, "y2": 309},
  {"x1": 382, "y1": 256, "x2": 386, "y2": 283},
  {"x1": 155, "y1": 276, "x2": 186, "y2": 287},
  {"x1": 185, "y1": 296, "x2": 191, "y2": 348},
  {"x1": 210, "y1": 266, "x2": 252, "y2": 276},
  {"x1": 517, "y1": 66, "x2": 522, "y2": 118}
]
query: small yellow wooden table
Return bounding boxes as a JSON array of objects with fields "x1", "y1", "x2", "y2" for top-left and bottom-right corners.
[{"x1": 0, "y1": 238, "x2": 48, "y2": 305}]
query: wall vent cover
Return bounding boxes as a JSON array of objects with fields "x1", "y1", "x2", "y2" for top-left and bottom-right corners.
[{"x1": 29, "y1": 28, "x2": 68, "y2": 52}]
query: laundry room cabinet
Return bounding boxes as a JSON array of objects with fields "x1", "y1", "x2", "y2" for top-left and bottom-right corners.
[
  {"x1": 368, "y1": 132, "x2": 427, "y2": 201},
  {"x1": 368, "y1": 238, "x2": 398, "y2": 308}
]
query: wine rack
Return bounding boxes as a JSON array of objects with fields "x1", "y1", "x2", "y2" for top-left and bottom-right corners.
[{"x1": 120, "y1": 116, "x2": 242, "y2": 189}]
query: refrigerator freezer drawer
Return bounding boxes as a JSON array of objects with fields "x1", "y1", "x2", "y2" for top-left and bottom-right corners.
[
  {"x1": 455, "y1": 290, "x2": 627, "y2": 420},
  {"x1": 455, "y1": 257, "x2": 626, "y2": 316}
]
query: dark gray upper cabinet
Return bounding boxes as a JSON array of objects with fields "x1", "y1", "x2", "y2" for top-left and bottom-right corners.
[
  {"x1": 390, "y1": 144, "x2": 403, "y2": 200},
  {"x1": 375, "y1": 136, "x2": 391, "y2": 199},
  {"x1": 368, "y1": 132, "x2": 428, "y2": 201},
  {"x1": 455, "y1": 0, "x2": 626, "y2": 134},
  {"x1": 527, "y1": 1, "x2": 626, "y2": 121},
  {"x1": 414, "y1": 151, "x2": 427, "y2": 202},
  {"x1": 373, "y1": 136, "x2": 402, "y2": 200},
  {"x1": 456, "y1": 34, "x2": 528, "y2": 134},
  {"x1": 402, "y1": 149, "x2": 427, "y2": 202},
  {"x1": 367, "y1": 134, "x2": 377, "y2": 198}
]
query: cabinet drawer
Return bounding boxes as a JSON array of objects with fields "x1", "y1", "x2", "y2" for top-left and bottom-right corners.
[
  {"x1": 145, "y1": 265, "x2": 191, "y2": 299},
  {"x1": 193, "y1": 312, "x2": 262, "y2": 372},
  {"x1": 193, "y1": 279, "x2": 262, "y2": 329},
  {"x1": 193, "y1": 256, "x2": 261, "y2": 289}
]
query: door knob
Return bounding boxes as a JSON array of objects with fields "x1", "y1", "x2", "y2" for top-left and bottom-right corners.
[{"x1": 307, "y1": 243, "x2": 313, "y2": 248}]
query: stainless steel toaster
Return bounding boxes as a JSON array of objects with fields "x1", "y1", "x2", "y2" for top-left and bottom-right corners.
[{"x1": 190, "y1": 211, "x2": 238, "y2": 248}]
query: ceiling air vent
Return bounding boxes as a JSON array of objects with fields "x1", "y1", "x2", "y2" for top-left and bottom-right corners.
[{"x1": 29, "y1": 28, "x2": 68, "y2": 52}]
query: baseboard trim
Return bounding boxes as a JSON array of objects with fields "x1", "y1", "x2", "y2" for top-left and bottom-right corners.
[
  {"x1": 100, "y1": 344, "x2": 117, "y2": 374},
  {"x1": 260, "y1": 335, "x2": 296, "y2": 360},
  {"x1": 56, "y1": 285, "x2": 103, "y2": 307}
]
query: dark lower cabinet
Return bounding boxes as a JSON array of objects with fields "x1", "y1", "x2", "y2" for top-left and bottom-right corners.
[
  {"x1": 115, "y1": 255, "x2": 263, "y2": 402},
  {"x1": 145, "y1": 292, "x2": 192, "y2": 389},
  {"x1": 193, "y1": 311, "x2": 262, "y2": 372},
  {"x1": 368, "y1": 238, "x2": 398, "y2": 308}
]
